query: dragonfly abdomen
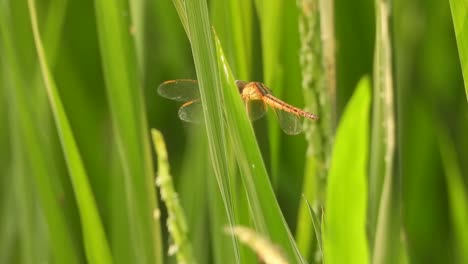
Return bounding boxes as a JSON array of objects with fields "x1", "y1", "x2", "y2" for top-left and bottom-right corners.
[{"x1": 263, "y1": 94, "x2": 318, "y2": 120}]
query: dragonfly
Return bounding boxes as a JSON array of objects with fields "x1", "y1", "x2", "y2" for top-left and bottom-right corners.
[{"x1": 157, "y1": 79, "x2": 318, "y2": 135}]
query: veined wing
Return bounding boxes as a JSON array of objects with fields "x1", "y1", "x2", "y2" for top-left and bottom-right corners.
[
  {"x1": 157, "y1": 79, "x2": 199, "y2": 102},
  {"x1": 274, "y1": 108, "x2": 303, "y2": 135},
  {"x1": 261, "y1": 90, "x2": 317, "y2": 134},
  {"x1": 178, "y1": 99, "x2": 203, "y2": 123},
  {"x1": 178, "y1": 99, "x2": 265, "y2": 123},
  {"x1": 246, "y1": 100, "x2": 267, "y2": 121}
]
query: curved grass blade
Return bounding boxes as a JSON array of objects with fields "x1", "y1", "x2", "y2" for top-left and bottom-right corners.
[
  {"x1": 438, "y1": 127, "x2": 468, "y2": 264},
  {"x1": 1, "y1": 1, "x2": 82, "y2": 263},
  {"x1": 27, "y1": 0, "x2": 112, "y2": 262},
  {"x1": 254, "y1": 0, "x2": 285, "y2": 187},
  {"x1": 172, "y1": 0, "x2": 307, "y2": 262},
  {"x1": 209, "y1": 0, "x2": 253, "y2": 80},
  {"x1": 178, "y1": 0, "x2": 241, "y2": 261},
  {"x1": 93, "y1": 0, "x2": 163, "y2": 262},
  {"x1": 216, "y1": 34, "x2": 307, "y2": 263},
  {"x1": 324, "y1": 77, "x2": 370, "y2": 264},
  {"x1": 303, "y1": 196, "x2": 323, "y2": 260},
  {"x1": 449, "y1": 0, "x2": 468, "y2": 100}
]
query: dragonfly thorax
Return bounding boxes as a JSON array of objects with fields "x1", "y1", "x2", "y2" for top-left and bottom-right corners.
[{"x1": 241, "y1": 83, "x2": 264, "y2": 101}]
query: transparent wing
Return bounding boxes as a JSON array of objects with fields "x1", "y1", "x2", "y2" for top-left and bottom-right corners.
[
  {"x1": 246, "y1": 100, "x2": 266, "y2": 121},
  {"x1": 157, "y1": 79, "x2": 199, "y2": 102},
  {"x1": 178, "y1": 99, "x2": 203, "y2": 123},
  {"x1": 274, "y1": 108, "x2": 303, "y2": 135}
]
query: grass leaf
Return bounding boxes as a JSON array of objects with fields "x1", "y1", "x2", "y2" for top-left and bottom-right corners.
[
  {"x1": 0, "y1": 1, "x2": 81, "y2": 263},
  {"x1": 449, "y1": 0, "x2": 468, "y2": 100},
  {"x1": 27, "y1": 0, "x2": 113, "y2": 262},
  {"x1": 215, "y1": 34, "x2": 306, "y2": 263},
  {"x1": 438, "y1": 128, "x2": 468, "y2": 264},
  {"x1": 93, "y1": 0, "x2": 163, "y2": 262},
  {"x1": 181, "y1": 0, "x2": 241, "y2": 260},
  {"x1": 324, "y1": 77, "x2": 371, "y2": 264}
]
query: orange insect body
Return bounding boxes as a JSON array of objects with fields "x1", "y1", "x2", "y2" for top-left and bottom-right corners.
[
  {"x1": 158, "y1": 79, "x2": 318, "y2": 135},
  {"x1": 246, "y1": 82, "x2": 318, "y2": 120}
]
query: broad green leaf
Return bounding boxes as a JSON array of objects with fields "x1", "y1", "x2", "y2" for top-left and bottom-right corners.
[{"x1": 324, "y1": 77, "x2": 370, "y2": 264}]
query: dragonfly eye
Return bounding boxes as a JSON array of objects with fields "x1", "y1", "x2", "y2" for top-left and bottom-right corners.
[{"x1": 235, "y1": 80, "x2": 247, "y2": 91}]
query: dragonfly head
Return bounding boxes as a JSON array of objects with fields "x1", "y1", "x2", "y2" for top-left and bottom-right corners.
[{"x1": 235, "y1": 80, "x2": 247, "y2": 93}]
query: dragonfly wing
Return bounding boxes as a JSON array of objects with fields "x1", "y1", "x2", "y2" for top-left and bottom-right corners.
[
  {"x1": 246, "y1": 100, "x2": 266, "y2": 121},
  {"x1": 274, "y1": 108, "x2": 303, "y2": 135},
  {"x1": 157, "y1": 79, "x2": 199, "y2": 102},
  {"x1": 178, "y1": 99, "x2": 203, "y2": 123}
]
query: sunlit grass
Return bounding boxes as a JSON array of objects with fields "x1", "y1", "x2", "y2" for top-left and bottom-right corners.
[{"x1": 0, "y1": 0, "x2": 466, "y2": 263}]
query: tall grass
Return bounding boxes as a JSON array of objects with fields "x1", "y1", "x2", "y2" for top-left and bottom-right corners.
[
  {"x1": 28, "y1": 0, "x2": 113, "y2": 262},
  {"x1": 0, "y1": 0, "x2": 467, "y2": 263}
]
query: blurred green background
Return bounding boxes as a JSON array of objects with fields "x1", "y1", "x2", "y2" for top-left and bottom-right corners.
[{"x1": 0, "y1": 0, "x2": 467, "y2": 263}]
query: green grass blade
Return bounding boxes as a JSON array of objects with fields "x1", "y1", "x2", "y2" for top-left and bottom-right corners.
[
  {"x1": 255, "y1": 0, "x2": 282, "y2": 87},
  {"x1": 254, "y1": 0, "x2": 284, "y2": 187},
  {"x1": 295, "y1": 158, "x2": 318, "y2": 259},
  {"x1": 179, "y1": 136, "x2": 211, "y2": 263},
  {"x1": 2, "y1": 39, "x2": 37, "y2": 262},
  {"x1": 93, "y1": 0, "x2": 163, "y2": 262},
  {"x1": 449, "y1": 0, "x2": 468, "y2": 100},
  {"x1": 303, "y1": 196, "x2": 323, "y2": 259},
  {"x1": 27, "y1": 0, "x2": 113, "y2": 262},
  {"x1": 172, "y1": 0, "x2": 190, "y2": 36},
  {"x1": 1, "y1": 3, "x2": 82, "y2": 263},
  {"x1": 10, "y1": 128, "x2": 35, "y2": 263},
  {"x1": 210, "y1": 0, "x2": 252, "y2": 80},
  {"x1": 170, "y1": 0, "x2": 307, "y2": 261},
  {"x1": 175, "y1": 0, "x2": 240, "y2": 260},
  {"x1": 215, "y1": 36, "x2": 306, "y2": 263},
  {"x1": 207, "y1": 171, "x2": 240, "y2": 263},
  {"x1": 438, "y1": 128, "x2": 468, "y2": 264},
  {"x1": 128, "y1": 0, "x2": 145, "y2": 77},
  {"x1": 324, "y1": 77, "x2": 370, "y2": 264},
  {"x1": 0, "y1": 179, "x2": 19, "y2": 263}
]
